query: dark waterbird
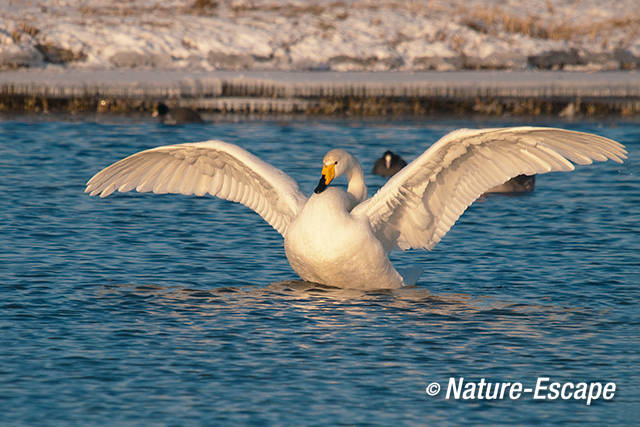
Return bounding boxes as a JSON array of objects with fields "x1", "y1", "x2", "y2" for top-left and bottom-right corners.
[
  {"x1": 152, "y1": 102, "x2": 204, "y2": 124},
  {"x1": 486, "y1": 174, "x2": 535, "y2": 194},
  {"x1": 372, "y1": 150, "x2": 407, "y2": 177}
]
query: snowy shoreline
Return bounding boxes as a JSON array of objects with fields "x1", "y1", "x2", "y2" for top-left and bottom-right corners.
[
  {"x1": 2, "y1": 1, "x2": 639, "y2": 73},
  {"x1": 1, "y1": 69, "x2": 639, "y2": 116},
  {"x1": 2, "y1": 1, "x2": 640, "y2": 116}
]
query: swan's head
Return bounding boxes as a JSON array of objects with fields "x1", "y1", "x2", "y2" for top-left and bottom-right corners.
[{"x1": 314, "y1": 149, "x2": 353, "y2": 194}]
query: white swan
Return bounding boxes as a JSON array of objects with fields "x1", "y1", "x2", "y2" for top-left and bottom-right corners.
[{"x1": 86, "y1": 127, "x2": 626, "y2": 289}]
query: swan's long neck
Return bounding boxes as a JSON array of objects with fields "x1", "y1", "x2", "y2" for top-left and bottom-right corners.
[{"x1": 346, "y1": 158, "x2": 367, "y2": 205}]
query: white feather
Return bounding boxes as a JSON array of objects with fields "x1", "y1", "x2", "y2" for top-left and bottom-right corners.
[
  {"x1": 352, "y1": 127, "x2": 627, "y2": 252},
  {"x1": 85, "y1": 140, "x2": 307, "y2": 236}
]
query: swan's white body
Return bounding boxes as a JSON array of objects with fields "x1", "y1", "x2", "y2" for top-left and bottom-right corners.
[
  {"x1": 284, "y1": 188, "x2": 404, "y2": 289},
  {"x1": 86, "y1": 127, "x2": 626, "y2": 289}
]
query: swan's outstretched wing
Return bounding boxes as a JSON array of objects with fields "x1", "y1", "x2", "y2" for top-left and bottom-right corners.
[
  {"x1": 85, "y1": 140, "x2": 307, "y2": 236},
  {"x1": 352, "y1": 127, "x2": 627, "y2": 252}
]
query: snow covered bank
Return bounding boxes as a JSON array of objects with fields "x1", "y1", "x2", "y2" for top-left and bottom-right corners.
[
  {"x1": 2, "y1": 0, "x2": 639, "y2": 72},
  {"x1": 2, "y1": 1, "x2": 639, "y2": 116}
]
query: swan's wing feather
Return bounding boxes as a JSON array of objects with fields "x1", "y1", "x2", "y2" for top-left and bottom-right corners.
[
  {"x1": 85, "y1": 140, "x2": 307, "y2": 236},
  {"x1": 352, "y1": 127, "x2": 626, "y2": 252}
]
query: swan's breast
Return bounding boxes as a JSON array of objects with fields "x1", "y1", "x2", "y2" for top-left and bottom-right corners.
[
  {"x1": 284, "y1": 188, "x2": 353, "y2": 260},
  {"x1": 283, "y1": 188, "x2": 398, "y2": 287}
]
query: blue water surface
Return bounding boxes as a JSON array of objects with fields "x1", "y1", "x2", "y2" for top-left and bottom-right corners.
[{"x1": 1, "y1": 114, "x2": 638, "y2": 425}]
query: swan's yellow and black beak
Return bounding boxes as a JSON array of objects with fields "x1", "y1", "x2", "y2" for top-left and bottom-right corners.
[{"x1": 314, "y1": 163, "x2": 335, "y2": 194}]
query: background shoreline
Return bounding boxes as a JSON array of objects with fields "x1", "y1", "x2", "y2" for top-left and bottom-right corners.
[{"x1": 1, "y1": 69, "x2": 639, "y2": 117}]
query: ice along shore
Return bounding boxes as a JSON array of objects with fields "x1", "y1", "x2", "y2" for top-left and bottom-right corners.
[{"x1": 1, "y1": 69, "x2": 639, "y2": 117}]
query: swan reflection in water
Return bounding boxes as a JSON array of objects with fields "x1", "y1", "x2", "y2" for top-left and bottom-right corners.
[{"x1": 97, "y1": 280, "x2": 583, "y2": 341}]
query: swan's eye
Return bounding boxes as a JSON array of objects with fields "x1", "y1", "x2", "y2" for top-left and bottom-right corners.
[{"x1": 334, "y1": 161, "x2": 338, "y2": 165}]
